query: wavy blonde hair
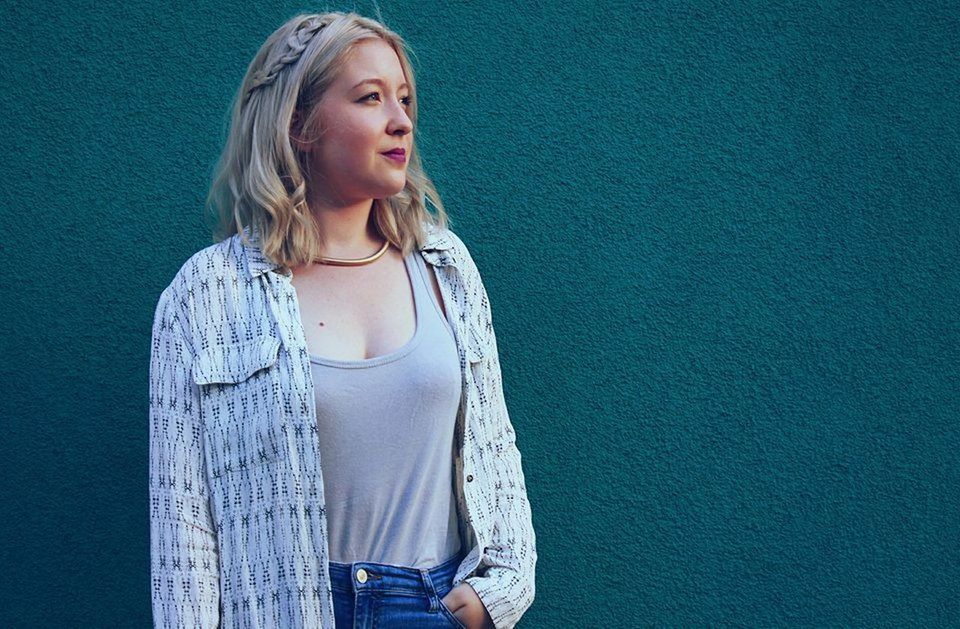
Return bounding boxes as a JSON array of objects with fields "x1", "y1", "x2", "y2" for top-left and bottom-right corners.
[{"x1": 205, "y1": 11, "x2": 449, "y2": 268}]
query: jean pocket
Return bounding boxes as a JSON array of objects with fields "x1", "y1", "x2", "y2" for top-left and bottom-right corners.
[{"x1": 436, "y1": 594, "x2": 467, "y2": 629}]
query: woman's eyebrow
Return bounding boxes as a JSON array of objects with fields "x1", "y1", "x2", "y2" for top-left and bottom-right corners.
[{"x1": 352, "y1": 78, "x2": 409, "y2": 90}]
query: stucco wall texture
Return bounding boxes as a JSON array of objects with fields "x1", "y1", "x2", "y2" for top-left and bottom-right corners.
[{"x1": 1, "y1": 1, "x2": 957, "y2": 626}]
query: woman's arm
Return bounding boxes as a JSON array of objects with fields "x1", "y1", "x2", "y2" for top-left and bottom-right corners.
[
  {"x1": 149, "y1": 286, "x2": 221, "y2": 628},
  {"x1": 461, "y1": 271, "x2": 538, "y2": 629}
]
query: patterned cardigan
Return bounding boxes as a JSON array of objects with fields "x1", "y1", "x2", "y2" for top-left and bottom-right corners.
[{"x1": 149, "y1": 222, "x2": 537, "y2": 628}]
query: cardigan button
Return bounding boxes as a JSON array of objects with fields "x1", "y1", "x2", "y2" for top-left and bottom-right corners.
[{"x1": 466, "y1": 474, "x2": 474, "y2": 482}]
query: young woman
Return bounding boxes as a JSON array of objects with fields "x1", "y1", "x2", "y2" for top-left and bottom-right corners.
[{"x1": 148, "y1": 11, "x2": 537, "y2": 629}]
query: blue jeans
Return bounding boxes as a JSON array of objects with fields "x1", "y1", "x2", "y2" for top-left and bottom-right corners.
[{"x1": 329, "y1": 547, "x2": 469, "y2": 628}]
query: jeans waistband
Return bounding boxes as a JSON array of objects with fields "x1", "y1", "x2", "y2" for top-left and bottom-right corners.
[{"x1": 328, "y1": 548, "x2": 466, "y2": 594}]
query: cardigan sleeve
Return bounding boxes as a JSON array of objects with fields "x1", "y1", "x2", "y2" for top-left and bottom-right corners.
[
  {"x1": 149, "y1": 285, "x2": 221, "y2": 628},
  {"x1": 462, "y1": 275, "x2": 538, "y2": 629}
]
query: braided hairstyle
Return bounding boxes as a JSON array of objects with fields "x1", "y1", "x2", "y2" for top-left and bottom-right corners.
[{"x1": 242, "y1": 17, "x2": 327, "y2": 107}]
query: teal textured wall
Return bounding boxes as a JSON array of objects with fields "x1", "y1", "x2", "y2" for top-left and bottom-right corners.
[{"x1": 1, "y1": 1, "x2": 958, "y2": 626}]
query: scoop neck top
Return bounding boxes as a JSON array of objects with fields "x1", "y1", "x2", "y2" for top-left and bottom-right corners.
[{"x1": 307, "y1": 249, "x2": 425, "y2": 369}]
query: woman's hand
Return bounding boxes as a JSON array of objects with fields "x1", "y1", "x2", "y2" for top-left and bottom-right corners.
[{"x1": 441, "y1": 583, "x2": 495, "y2": 629}]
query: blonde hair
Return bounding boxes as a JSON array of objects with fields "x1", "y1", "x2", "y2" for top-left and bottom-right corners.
[{"x1": 205, "y1": 11, "x2": 450, "y2": 269}]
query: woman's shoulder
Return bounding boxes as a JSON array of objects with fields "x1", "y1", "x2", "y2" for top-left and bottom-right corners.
[
  {"x1": 153, "y1": 235, "x2": 243, "y2": 324},
  {"x1": 162, "y1": 235, "x2": 242, "y2": 295},
  {"x1": 420, "y1": 221, "x2": 482, "y2": 277}
]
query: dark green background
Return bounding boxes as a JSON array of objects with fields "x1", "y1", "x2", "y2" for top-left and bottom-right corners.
[{"x1": 2, "y1": 1, "x2": 958, "y2": 626}]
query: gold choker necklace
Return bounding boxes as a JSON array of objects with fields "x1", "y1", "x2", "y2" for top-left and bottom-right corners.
[{"x1": 315, "y1": 239, "x2": 390, "y2": 266}]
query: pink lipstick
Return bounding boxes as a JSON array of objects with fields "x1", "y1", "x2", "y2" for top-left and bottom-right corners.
[{"x1": 381, "y1": 148, "x2": 406, "y2": 163}]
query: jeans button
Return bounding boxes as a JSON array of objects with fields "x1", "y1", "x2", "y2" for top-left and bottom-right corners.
[{"x1": 356, "y1": 568, "x2": 368, "y2": 584}]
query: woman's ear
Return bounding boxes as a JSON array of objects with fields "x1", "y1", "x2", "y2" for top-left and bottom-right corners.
[{"x1": 290, "y1": 110, "x2": 313, "y2": 152}]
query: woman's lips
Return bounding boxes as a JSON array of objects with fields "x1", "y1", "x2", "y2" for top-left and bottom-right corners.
[{"x1": 381, "y1": 150, "x2": 406, "y2": 163}]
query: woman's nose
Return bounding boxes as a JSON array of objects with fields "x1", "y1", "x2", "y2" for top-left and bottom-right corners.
[{"x1": 387, "y1": 102, "x2": 412, "y2": 136}]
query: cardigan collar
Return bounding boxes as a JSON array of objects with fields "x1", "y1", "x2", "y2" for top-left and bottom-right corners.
[{"x1": 236, "y1": 221, "x2": 456, "y2": 280}]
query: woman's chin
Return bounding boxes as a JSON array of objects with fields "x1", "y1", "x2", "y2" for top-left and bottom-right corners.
[{"x1": 376, "y1": 178, "x2": 407, "y2": 199}]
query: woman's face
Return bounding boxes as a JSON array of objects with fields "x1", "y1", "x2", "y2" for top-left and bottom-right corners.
[{"x1": 299, "y1": 38, "x2": 413, "y2": 205}]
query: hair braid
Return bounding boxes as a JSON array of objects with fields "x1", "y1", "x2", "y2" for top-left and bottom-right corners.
[{"x1": 243, "y1": 18, "x2": 327, "y2": 105}]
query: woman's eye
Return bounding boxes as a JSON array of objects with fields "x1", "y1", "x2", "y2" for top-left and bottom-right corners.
[{"x1": 360, "y1": 92, "x2": 412, "y2": 107}]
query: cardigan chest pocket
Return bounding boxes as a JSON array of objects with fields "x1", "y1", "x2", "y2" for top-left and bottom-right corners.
[{"x1": 192, "y1": 336, "x2": 285, "y2": 479}]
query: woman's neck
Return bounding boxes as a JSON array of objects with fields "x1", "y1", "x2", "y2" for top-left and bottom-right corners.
[{"x1": 307, "y1": 198, "x2": 384, "y2": 259}]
